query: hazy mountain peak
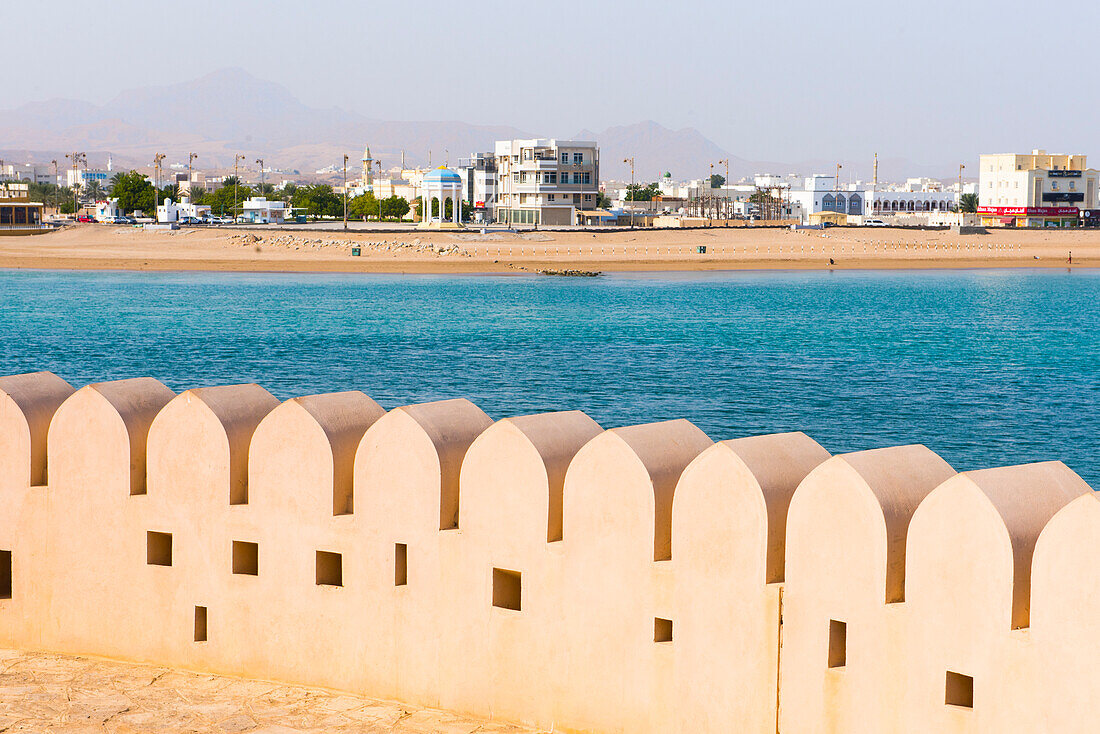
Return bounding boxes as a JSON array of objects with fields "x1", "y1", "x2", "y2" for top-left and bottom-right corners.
[{"x1": 0, "y1": 69, "x2": 744, "y2": 179}]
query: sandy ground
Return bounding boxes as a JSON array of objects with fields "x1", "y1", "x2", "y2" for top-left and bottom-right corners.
[
  {"x1": 0, "y1": 647, "x2": 536, "y2": 733},
  {"x1": 0, "y1": 223, "x2": 1097, "y2": 274}
]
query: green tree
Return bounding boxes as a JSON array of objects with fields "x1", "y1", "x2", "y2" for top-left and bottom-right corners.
[
  {"x1": 292, "y1": 185, "x2": 341, "y2": 218},
  {"x1": 380, "y1": 195, "x2": 410, "y2": 220},
  {"x1": 595, "y1": 191, "x2": 611, "y2": 208},
  {"x1": 348, "y1": 191, "x2": 379, "y2": 220},
  {"x1": 84, "y1": 180, "x2": 105, "y2": 201},
  {"x1": 959, "y1": 193, "x2": 978, "y2": 213},
  {"x1": 209, "y1": 183, "x2": 254, "y2": 217},
  {"x1": 111, "y1": 170, "x2": 156, "y2": 214},
  {"x1": 184, "y1": 186, "x2": 207, "y2": 205},
  {"x1": 625, "y1": 183, "x2": 660, "y2": 201},
  {"x1": 159, "y1": 184, "x2": 179, "y2": 205},
  {"x1": 709, "y1": 173, "x2": 725, "y2": 188}
]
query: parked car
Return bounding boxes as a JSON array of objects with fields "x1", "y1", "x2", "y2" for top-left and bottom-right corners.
[
  {"x1": 76, "y1": 215, "x2": 95, "y2": 223},
  {"x1": 178, "y1": 216, "x2": 204, "y2": 225},
  {"x1": 863, "y1": 218, "x2": 887, "y2": 227}
]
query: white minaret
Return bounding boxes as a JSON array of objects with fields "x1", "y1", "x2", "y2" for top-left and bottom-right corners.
[{"x1": 361, "y1": 146, "x2": 373, "y2": 189}]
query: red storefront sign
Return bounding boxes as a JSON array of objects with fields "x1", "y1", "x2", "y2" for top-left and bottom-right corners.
[{"x1": 977, "y1": 206, "x2": 1078, "y2": 217}]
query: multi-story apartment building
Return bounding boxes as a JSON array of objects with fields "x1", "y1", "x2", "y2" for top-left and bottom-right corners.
[
  {"x1": 455, "y1": 152, "x2": 498, "y2": 224},
  {"x1": 978, "y1": 149, "x2": 1099, "y2": 227},
  {"x1": 494, "y1": 138, "x2": 599, "y2": 226}
]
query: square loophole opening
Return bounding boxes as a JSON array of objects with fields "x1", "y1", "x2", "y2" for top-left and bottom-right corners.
[
  {"x1": 492, "y1": 568, "x2": 521, "y2": 611},
  {"x1": 316, "y1": 551, "x2": 343, "y2": 587},
  {"x1": 194, "y1": 606, "x2": 207, "y2": 642},
  {"x1": 147, "y1": 531, "x2": 173, "y2": 567},
  {"x1": 232, "y1": 541, "x2": 259, "y2": 576},
  {"x1": 0, "y1": 550, "x2": 10, "y2": 599},
  {"x1": 395, "y1": 543, "x2": 408, "y2": 586},
  {"x1": 654, "y1": 617, "x2": 673, "y2": 643},
  {"x1": 945, "y1": 671, "x2": 974, "y2": 708},
  {"x1": 828, "y1": 619, "x2": 847, "y2": 668}
]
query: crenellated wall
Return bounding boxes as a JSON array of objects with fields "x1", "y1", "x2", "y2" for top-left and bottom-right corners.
[{"x1": 0, "y1": 370, "x2": 1096, "y2": 733}]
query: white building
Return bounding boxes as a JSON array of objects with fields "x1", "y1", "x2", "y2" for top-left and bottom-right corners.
[
  {"x1": 788, "y1": 174, "x2": 956, "y2": 222},
  {"x1": 239, "y1": 197, "x2": 287, "y2": 224},
  {"x1": 95, "y1": 199, "x2": 121, "y2": 221},
  {"x1": 977, "y1": 149, "x2": 1098, "y2": 227},
  {"x1": 455, "y1": 153, "x2": 498, "y2": 223},
  {"x1": 175, "y1": 171, "x2": 221, "y2": 195},
  {"x1": 494, "y1": 138, "x2": 599, "y2": 226},
  {"x1": 0, "y1": 163, "x2": 56, "y2": 185},
  {"x1": 156, "y1": 197, "x2": 211, "y2": 223},
  {"x1": 65, "y1": 168, "x2": 112, "y2": 190}
]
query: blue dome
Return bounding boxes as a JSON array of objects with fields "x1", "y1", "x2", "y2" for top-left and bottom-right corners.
[{"x1": 423, "y1": 166, "x2": 462, "y2": 184}]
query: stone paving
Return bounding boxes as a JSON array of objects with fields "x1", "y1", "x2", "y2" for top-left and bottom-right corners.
[{"x1": 0, "y1": 649, "x2": 538, "y2": 733}]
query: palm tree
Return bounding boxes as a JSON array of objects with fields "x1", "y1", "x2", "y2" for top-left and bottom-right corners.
[
  {"x1": 84, "y1": 180, "x2": 105, "y2": 202},
  {"x1": 959, "y1": 193, "x2": 979, "y2": 213}
]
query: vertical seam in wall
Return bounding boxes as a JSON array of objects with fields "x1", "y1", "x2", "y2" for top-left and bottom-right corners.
[{"x1": 774, "y1": 583, "x2": 784, "y2": 734}]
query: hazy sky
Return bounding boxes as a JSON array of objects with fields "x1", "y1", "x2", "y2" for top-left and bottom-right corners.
[{"x1": 5, "y1": 0, "x2": 1099, "y2": 164}]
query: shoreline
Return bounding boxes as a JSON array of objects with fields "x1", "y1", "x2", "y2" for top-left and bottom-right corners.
[
  {"x1": 0, "y1": 257, "x2": 1095, "y2": 276},
  {"x1": 0, "y1": 223, "x2": 1095, "y2": 275}
]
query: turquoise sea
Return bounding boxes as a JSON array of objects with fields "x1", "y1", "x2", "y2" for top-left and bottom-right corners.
[{"x1": 0, "y1": 268, "x2": 1096, "y2": 486}]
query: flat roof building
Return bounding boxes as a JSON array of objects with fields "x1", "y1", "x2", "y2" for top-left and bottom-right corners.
[
  {"x1": 0, "y1": 183, "x2": 46, "y2": 234},
  {"x1": 494, "y1": 138, "x2": 599, "y2": 226},
  {"x1": 978, "y1": 149, "x2": 1099, "y2": 227}
]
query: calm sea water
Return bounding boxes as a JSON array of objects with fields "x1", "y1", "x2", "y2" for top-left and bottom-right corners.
[{"x1": 0, "y1": 268, "x2": 1096, "y2": 486}]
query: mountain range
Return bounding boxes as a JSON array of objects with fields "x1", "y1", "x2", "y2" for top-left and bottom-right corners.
[{"x1": 0, "y1": 68, "x2": 956, "y2": 183}]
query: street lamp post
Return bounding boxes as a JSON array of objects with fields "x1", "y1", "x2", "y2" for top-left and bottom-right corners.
[
  {"x1": 958, "y1": 164, "x2": 966, "y2": 211},
  {"x1": 375, "y1": 159, "x2": 383, "y2": 221},
  {"x1": 188, "y1": 153, "x2": 198, "y2": 196},
  {"x1": 65, "y1": 152, "x2": 85, "y2": 216},
  {"x1": 623, "y1": 157, "x2": 635, "y2": 229},
  {"x1": 343, "y1": 154, "x2": 349, "y2": 231},
  {"x1": 717, "y1": 158, "x2": 729, "y2": 224},
  {"x1": 50, "y1": 159, "x2": 57, "y2": 214},
  {"x1": 234, "y1": 154, "x2": 245, "y2": 220},
  {"x1": 836, "y1": 163, "x2": 843, "y2": 217}
]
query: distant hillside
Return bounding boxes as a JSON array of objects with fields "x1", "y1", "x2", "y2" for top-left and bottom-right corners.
[
  {"x1": 0, "y1": 69, "x2": 744, "y2": 180},
  {"x1": 579, "y1": 121, "x2": 749, "y2": 181}
]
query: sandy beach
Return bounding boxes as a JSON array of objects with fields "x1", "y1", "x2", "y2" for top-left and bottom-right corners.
[{"x1": 0, "y1": 223, "x2": 1096, "y2": 274}]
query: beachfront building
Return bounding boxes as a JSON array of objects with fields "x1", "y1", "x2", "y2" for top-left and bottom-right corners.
[
  {"x1": 455, "y1": 153, "x2": 498, "y2": 223},
  {"x1": 156, "y1": 197, "x2": 211, "y2": 223},
  {"x1": 95, "y1": 199, "x2": 122, "y2": 222},
  {"x1": 788, "y1": 175, "x2": 956, "y2": 223},
  {"x1": 494, "y1": 138, "x2": 599, "y2": 226},
  {"x1": 978, "y1": 150, "x2": 1099, "y2": 227},
  {"x1": 0, "y1": 182, "x2": 46, "y2": 234},
  {"x1": 239, "y1": 197, "x2": 287, "y2": 224},
  {"x1": 864, "y1": 189, "x2": 956, "y2": 216}
]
